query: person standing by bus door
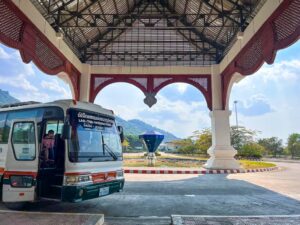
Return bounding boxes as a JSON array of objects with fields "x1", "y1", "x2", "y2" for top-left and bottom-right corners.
[{"x1": 42, "y1": 130, "x2": 55, "y2": 162}]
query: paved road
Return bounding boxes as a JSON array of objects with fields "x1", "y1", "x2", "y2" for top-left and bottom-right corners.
[{"x1": 0, "y1": 161, "x2": 299, "y2": 224}]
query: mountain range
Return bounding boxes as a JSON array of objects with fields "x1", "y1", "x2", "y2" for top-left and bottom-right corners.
[
  {"x1": 115, "y1": 117, "x2": 178, "y2": 142},
  {"x1": 0, "y1": 90, "x2": 19, "y2": 105},
  {"x1": 0, "y1": 89, "x2": 179, "y2": 142}
]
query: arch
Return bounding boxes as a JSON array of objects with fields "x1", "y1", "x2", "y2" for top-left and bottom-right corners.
[
  {"x1": 57, "y1": 72, "x2": 76, "y2": 99},
  {"x1": 151, "y1": 76, "x2": 212, "y2": 110},
  {"x1": 221, "y1": 0, "x2": 300, "y2": 109},
  {"x1": 224, "y1": 73, "x2": 244, "y2": 110},
  {"x1": 90, "y1": 75, "x2": 148, "y2": 103},
  {"x1": 0, "y1": 0, "x2": 81, "y2": 100},
  {"x1": 90, "y1": 74, "x2": 212, "y2": 110}
]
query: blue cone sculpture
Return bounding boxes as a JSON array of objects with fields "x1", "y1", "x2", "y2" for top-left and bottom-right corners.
[{"x1": 139, "y1": 131, "x2": 164, "y2": 153}]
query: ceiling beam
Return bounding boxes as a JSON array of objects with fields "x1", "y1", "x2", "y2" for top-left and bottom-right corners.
[
  {"x1": 201, "y1": 0, "x2": 245, "y2": 27},
  {"x1": 159, "y1": 0, "x2": 226, "y2": 51},
  {"x1": 81, "y1": 0, "x2": 148, "y2": 62},
  {"x1": 55, "y1": 0, "x2": 99, "y2": 27}
]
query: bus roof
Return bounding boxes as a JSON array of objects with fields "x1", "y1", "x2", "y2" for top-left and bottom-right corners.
[{"x1": 0, "y1": 99, "x2": 114, "y2": 117}]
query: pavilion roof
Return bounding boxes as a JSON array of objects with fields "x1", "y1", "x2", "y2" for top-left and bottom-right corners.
[{"x1": 30, "y1": 0, "x2": 266, "y2": 66}]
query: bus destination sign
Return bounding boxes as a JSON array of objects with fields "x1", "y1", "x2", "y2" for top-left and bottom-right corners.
[{"x1": 70, "y1": 110, "x2": 114, "y2": 129}]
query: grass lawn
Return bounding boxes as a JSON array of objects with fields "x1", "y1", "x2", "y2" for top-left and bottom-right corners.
[{"x1": 239, "y1": 160, "x2": 276, "y2": 169}]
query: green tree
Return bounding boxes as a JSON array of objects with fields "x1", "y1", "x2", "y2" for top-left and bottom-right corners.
[
  {"x1": 125, "y1": 135, "x2": 145, "y2": 151},
  {"x1": 172, "y1": 138, "x2": 196, "y2": 154},
  {"x1": 231, "y1": 126, "x2": 258, "y2": 150},
  {"x1": 194, "y1": 129, "x2": 212, "y2": 155},
  {"x1": 287, "y1": 133, "x2": 300, "y2": 159},
  {"x1": 239, "y1": 143, "x2": 265, "y2": 159},
  {"x1": 258, "y1": 137, "x2": 283, "y2": 157},
  {"x1": 122, "y1": 139, "x2": 130, "y2": 152}
]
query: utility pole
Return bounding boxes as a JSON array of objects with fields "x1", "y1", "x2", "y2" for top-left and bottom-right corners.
[{"x1": 234, "y1": 100, "x2": 238, "y2": 129}]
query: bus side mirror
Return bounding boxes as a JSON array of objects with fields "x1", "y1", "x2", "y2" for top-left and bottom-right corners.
[
  {"x1": 117, "y1": 126, "x2": 124, "y2": 143},
  {"x1": 62, "y1": 123, "x2": 71, "y2": 140}
]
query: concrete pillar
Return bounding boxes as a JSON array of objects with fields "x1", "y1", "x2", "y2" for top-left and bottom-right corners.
[
  {"x1": 205, "y1": 110, "x2": 240, "y2": 169},
  {"x1": 205, "y1": 65, "x2": 240, "y2": 169},
  {"x1": 79, "y1": 64, "x2": 92, "y2": 102}
]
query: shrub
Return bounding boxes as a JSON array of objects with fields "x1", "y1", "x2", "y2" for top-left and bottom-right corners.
[
  {"x1": 144, "y1": 151, "x2": 161, "y2": 157},
  {"x1": 155, "y1": 151, "x2": 161, "y2": 156},
  {"x1": 238, "y1": 143, "x2": 265, "y2": 159}
]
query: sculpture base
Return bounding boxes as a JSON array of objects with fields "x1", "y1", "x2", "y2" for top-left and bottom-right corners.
[
  {"x1": 204, "y1": 145, "x2": 241, "y2": 170},
  {"x1": 147, "y1": 152, "x2": 156, "y2": 167}
]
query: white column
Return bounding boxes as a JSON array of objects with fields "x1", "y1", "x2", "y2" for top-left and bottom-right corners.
[
  {"x1": 79, "y1": 64, "x2": 92, "y2": 102},
  {"x1": 205, "y1": 65, "x2": 240, "y2": 169},
  {"x1": 205, "y1": 110, "x2": 240, "y2": 169}
]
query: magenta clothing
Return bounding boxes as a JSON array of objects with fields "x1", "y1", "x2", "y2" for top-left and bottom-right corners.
[{"x1": 42, "y1": 138, "x2": 54, "y2": 149}]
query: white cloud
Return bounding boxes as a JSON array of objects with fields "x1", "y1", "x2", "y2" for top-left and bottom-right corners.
[
  {"x1": 231, "y1": 106, "x2": 300, "y2": 144},
  {"x1": 0, "y1": 74, "x2": 38, "y2": 92},
  {"x1": 142, "y1": 95, "x2": 210, "y2": 137},
  {"x1": 12, "y1": 91, "x2": 50, "y2": 103},
  {"x1": 10, "y1": 50, "x2": 35, "y2": 76},
  {"x1": 230, "y1": 58, "x2": 300, "y2": 141},
  {"x1": 174, "y1": 83, "x2": 189, "y2": 94},
  {"x1": 23, "y1": 64, "x2": 35, "y2": 76},
  {"x1": 96, "y1": 83, "x2": 210, "y2": 138},
  {"x1": 41, "y1": 79, "x2": 72, "y2": 99},
  {"x1": 0, "y1": 46, "x2": 11, "y2": 59},
  {"x1": 236, "y1": 59, "x2": 300, "y2": 89}
]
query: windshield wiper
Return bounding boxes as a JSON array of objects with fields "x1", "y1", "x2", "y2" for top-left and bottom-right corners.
[{"x1": 103, "y1": 143, "x2": 118, "y2": 161}]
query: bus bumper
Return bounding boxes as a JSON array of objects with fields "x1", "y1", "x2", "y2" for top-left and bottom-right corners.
[{"x1": 61, "y1": 179, "x2": 125, "y2": 202}]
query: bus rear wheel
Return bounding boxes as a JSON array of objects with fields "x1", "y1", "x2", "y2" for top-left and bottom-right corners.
[{"x1": 4, "y1": 202, "x2": 26, "y2": 210}]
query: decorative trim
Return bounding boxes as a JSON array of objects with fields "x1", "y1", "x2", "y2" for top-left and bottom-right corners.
[
  {"x1": 221, "y1": 0, "x2": 300, "y2": 109},
  {"x1": 124, "y1": 166, "x2": 279, "y2": 174},
  {"x1": 129, "y1": 78, "x2": 148, "y2": 90},
  {"x1": 153, "y1": 78, "x2": 172, "y2": 89},
  {"x1": 94, "y1": 77, "x2": 114, "y2": 89},
  {"x1": 90, "y1": 74, "x2": 212, "y2": 110},
  {"x1": 188, "y1": 78, "x2": 208, "y2": 91},
  {"x1": 0, "y1": 0, "x2": 81, "y2": 100}
]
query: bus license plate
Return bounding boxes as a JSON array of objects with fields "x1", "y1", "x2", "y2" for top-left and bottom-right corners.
[{"x1": 99, "y1": 187, "x2": 109, "y2": 196}]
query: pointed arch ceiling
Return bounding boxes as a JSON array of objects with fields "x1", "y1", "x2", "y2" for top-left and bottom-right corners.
[{"x1": 30, "y1": 0, "x2": 266, "y2": 66}]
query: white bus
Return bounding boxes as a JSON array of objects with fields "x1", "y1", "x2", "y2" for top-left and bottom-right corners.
[{"x1": 0, "y1": 100, "x2": 124, "y2": 209}]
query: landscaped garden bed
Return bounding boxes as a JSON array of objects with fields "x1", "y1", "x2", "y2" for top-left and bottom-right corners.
[{"x1": 123, "y1": 153, "x2": 276, "y2": 169}]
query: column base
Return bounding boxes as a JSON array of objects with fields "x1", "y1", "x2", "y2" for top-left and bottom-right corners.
[{"x1": 204, "y1": 145, "x2": 241, "y2": 170}]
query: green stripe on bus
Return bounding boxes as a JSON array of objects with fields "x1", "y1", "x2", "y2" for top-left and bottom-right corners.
[{"x1": 62, "y1": 179, "x2": 125, "y2": 202}]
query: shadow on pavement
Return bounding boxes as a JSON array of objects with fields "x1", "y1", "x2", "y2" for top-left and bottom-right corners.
[{"x1": 1, "y1": 174, "x2": 300, "y2": 217}]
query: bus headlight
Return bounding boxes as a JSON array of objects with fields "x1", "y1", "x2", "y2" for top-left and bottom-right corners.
[
  {"x1": 64, "y1": 175, "x2": 92, "y2": 185},
  {"x1": 78, "y1": 175, "x2": 91, "y2": 183},
  {"x1": 116, "y1": 170, "x2": 124, "y2": 179}
]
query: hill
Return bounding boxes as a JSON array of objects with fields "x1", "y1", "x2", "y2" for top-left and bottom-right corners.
[
  {"x1": 0, "y1": 89, "x2": 19, "y2": 105},
  {"x1": 115, "y1": 117, "x2": 179, "y2": 142}
]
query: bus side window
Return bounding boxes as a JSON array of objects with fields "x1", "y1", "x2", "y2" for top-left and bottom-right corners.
[
  {"x1": 45, "y1": 120, "x2": 64, "y2": 135},
  {"x1": 12, "y1": 122, "x2": 36, "y2": 161}
]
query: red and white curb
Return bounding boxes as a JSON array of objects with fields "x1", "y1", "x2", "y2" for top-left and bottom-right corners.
[{"x1": 124, "y1": 166, "x2": 278, "y2": 174}]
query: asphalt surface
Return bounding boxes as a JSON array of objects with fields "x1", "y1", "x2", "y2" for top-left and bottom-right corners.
[{"x1": 0, "y1": 161, "x2": 299, "y2": 225}]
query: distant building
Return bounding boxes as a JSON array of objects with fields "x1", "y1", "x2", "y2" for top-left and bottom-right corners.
[{"x1": 159, "y1": 142, "x2": 180, "y2": 152}]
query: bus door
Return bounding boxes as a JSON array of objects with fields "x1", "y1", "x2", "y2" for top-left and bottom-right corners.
[{"x1": 2, "y1": 119, "x2": 38, "y2": 203}]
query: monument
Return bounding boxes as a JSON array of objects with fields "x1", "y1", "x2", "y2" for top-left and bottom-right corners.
[{"x1": 139, "y1": 131, "x2": 164, "y2": 166}]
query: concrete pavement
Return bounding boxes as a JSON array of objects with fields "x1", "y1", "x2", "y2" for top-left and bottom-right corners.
[
  {"x1": 0, "y1": 161, "x2": 299, "y2": 225},
  {"x1": 0, "y1": 211, "x2": 104, "y2": 225}
]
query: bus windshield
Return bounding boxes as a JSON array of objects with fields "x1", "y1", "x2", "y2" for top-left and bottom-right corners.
[{"x1": 68, "y1": 109, "x2": 122, "y2": 162}]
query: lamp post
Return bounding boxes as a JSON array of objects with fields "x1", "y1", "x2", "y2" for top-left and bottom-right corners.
[{"x1": 234, "y1": 100, "x2": 239, "y2": 129}]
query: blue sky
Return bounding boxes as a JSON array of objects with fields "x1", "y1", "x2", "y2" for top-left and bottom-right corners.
[{"x1": 0, "y1": 41, "x2": 299, "y2": 143}]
